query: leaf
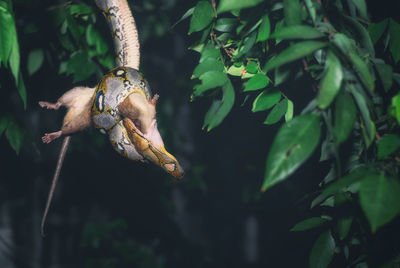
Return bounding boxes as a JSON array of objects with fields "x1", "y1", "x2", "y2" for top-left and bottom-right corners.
[
  {"x1": 5, "y1": 118, "x2": 24, "y2": 154},
  {"x1": 0, "y1": 115, "x2": 10, "y2": 137},
  {"x1": 257, "y1": 14, "x2": 270, "y2": 42},
  {"x1": 291, "y1": 217, "x2": 328, "y2": 232},
  {"x1": 317, "y1": 50, "x2": 343, "y2": 109},
  {"x1": 245, "y1": 61, "x2": 258, "y2": 74},
  {"x1": 217, "y1": 0, "x2": 264, "y2": 13},
  {"x1": 270, "y1": 25, "x2": 325, "y2": 40},
  {"x1": 214, "y1": 18, "x2": 237, "y2": 32},
  {"x1": 309, "y1": 231, "x2": 335, "y2": 268},
  {"x1": 378, "y1": 134, "x2": 400, "y2": 159},
  {"x1": 348, "y1": 51, "x2": 374, "y2": 90},
  {"x1": 343, "y1": 15, "x2": 375, "y2": 57},
  {"x1": 193, "y1": 71, "x2": 228, "y2": 97},
  {"x1": 285, "y1": 99, "x2": 294, "y2": 121},
  {"x1": 359, "y1": 173, "x2": 400, "y2": 232},
  {"x1": 262, "y1": 114, "x2": 321, "y2": 191},
  {"x1": 263, "y1": 41, "x2": 327, "y2": 72},
  {"x1": 389, "y1": 19, "x2": 400, "y2": 64},
  {"x1": 200, "y1": 46, "x2": 220, "y2": 63},
  {"x1": 244, "y1": 74, "x2": 269, "y2": 92},
  {"x1": 368, "y1": 19, "x2": 388, "y2": 44},
  {"x1": 193, "y1": 58, "x2": 224, "y2": 78},
  {"x1": 252, "y1": 89, "x2": 281, "y2": 112},
  {"x1": 235, "y1": 32, "x2": 257, "y2": 58},
  {"x1": 0, "y1": 8, "x2": 14, "y2": 65},
  {"x1": 86, "y1": 24, "x2": 108, "y2": 55},
  {"x1": 334, "y1": 91, "x2": 356, "y2": 144},
  {"x1": 17, "y1": 72, "x2": 27, "y2": 110},
  {"x1": 189, "y1": 1, "x2": 214, "y2": 34},
  {"x1": 304, "y1": 0, "x2": 316, "y2": 23},
  {"x1": 390, "y1": 93, "x2": 400, "y2": 125},
  {"x1": 69, "y1": 3, "x2": 93, "y2": 15},
  {"x1": 352, "y1": 0, "x2": 368, "y2": 20},
  {"x1": 9, "y1": 29, "x2": 20, "y2": 84},
  {"x1": 263, "y1": 98, "x2": 288, "y2": 125},
  {"x1": 27, "y1": 49, "x2": 44, "y2": 76},
  {"x1": 338, "y1": 217, "x2": 353, "y2": 240},
  {"x1": 283, "y1": 0, "x2": 302, "y2": 26},
  {"x1": 203, "y1": 80, "x2": 235, "y2": 131},
  {"x1": 172, "y1": 7, "x2": 194, "y2": 28},
  {"x1": 375, "y1": 63, "x2": 393, "y2": 92},
  {"x1": 66, "y1": 51, "x2": 96, "y2": 82}
]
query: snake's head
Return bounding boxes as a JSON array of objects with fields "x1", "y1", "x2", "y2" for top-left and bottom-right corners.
[{"x1": 123, "y1": 117, "x2": 184, "y2": 179}]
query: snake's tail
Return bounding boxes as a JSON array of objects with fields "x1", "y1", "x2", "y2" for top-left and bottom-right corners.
[
  {"x1": 95, "y1": 0, "x2": 140, "y2": 69},
  {"x1": 41, "y1": 136, "x2": 71, "y2": 237}
]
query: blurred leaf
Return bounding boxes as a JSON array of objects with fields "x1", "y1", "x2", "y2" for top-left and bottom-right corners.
[
  {"x1": 189, "y1": 1, "x2": 214, "y2": 34},
  {"x1": 352, "y1": 0, "x2": 368, "y2": 20},
  {"x1": 359, "y1": 173, "x2": 400, "y2": 232},
  {"x1": 291, "y1": 217, "x2": 328, "y2": 232},
  {"x1": 5, "y1": 118, "x2": 24, "y2": 154},
  {"x1": 338, "y1": 217, "x2": 353, "y2": 240},
  {"x1": 390, "y1": 93, "x2": 400, "y2": 125},
  {"x1": 9, "y1": 29, "x2": 20, "y2": 84},
  {"x1": 285, "y1": 98, "x2": 294, "y2": 121},
  {"x1": 245, "y1": 61, "x2": 258, "y2": 74},
  {"x1": 66, "y1": 51, "x2": 96, "y2": 82},
  {"x1": 263, "y1": 41, "x2": 327, "y2": 72},
  {"x1": 252, "y1": 89, "x2": 281, "y2": 112},
  {"x1": 217, "y1": 0, "x2": 264, "y2": 13},
  {"x1": 236, "y1": 32, "x2": 257, "y2": 58},
  {"x1": 262, "y1": 114, "x2": 321, "y2": 191},
  {"x1": 283, "y1": 0, "x2": 302, "y2": 26},
  {"x1": 270, "y1": 25, "x2": 324, "y2": 40},
  {"x1": 368, "y1": 19, "x2": 387, "y2": 44},
  {"x1": 244, "y1": 73, "x2": 269, "y2": 91},
  {"x1": 17, "y1": 73, "x2": 27, "y2": 110},
  {"x1": 317, "y1": 50, "x2": 343, "y2": 109},
  {"x1": 214, "y1": 18, "x2": 237, "y2": 32},
  {"x1": 334, "y1": 91, "x2": 356, "y2": 144},
  {"x1": 193, "y1": 58, "x2": 224, "y2": 78},
  {"x1": 172, "y1": 7, "x2": 194, "y2": 28},
  {"x1": 0, "y1": 115, "x2": 10, "y2": 137},
  {"x1": 309, "y1": 231, "x2": 335, "y2": 268},
  {"x1": 203, "y1": 80, "x2": 235, "y2": 131},
  {"x1": 304, "y1": 0, "x2": 316, "y2": 23},
  {"x1": 332, "y1": 33, "x2": 354, "y2": 54},
  {"x1": 0, "y1": 7, "x2": 14, "y2": 65},
  {"x1": 193, "y1": 71, "x2": 228, "y2": 97},
  {"x1": 69, "y1": 3, "x2": 93, "y2": 15},
  {"x1": 348, "y1": 51, "x2": 374, "y2": 90},
  {"x1": 257, "y1": 14, "x2": 270, "y2": 42},
  {"x1": 389, "y1": 19, "x2": 400, "y2": 64},
  {"x1": 378, "y1": 134, "x2": 400, "y2": 159},
  {"x1": 343, "y1": 15, "x2": 374, "y2": 57},
  {"x1": 27, "y1": 49, "x2": 44, "y2": 76},
  {"x1": 200, "y1": 46, "x2": 220, "y2": 62},
  {"x1": 263, "y1": 98, "x2": 288, "y2": 125},
  {"x1": 374, "y1": 63, "x2": 392, "y2": 92},
  {"x1": 86, "y1": 24, "x2": 108, "y2": 55}
]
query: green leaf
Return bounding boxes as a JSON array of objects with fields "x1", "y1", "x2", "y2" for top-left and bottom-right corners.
[
  {"x1": 378, "y1": 134, "x2": 400, "y2": 159},
  {"x1": 203, "y1": 81, "x2": 235, "y2": 131},
  {"x1": 309, "y1": 231, "x2": 335, "y2": 268},
  {"x1": 27, "y1": 49, "x2": 44, "y2": 76},
  {"x1": 332, "y1": 33, "x2": 354, "y2": 54},
  {"x1": 375, "y1": 63, "x2": 393, "y2": 92},
  {"x1": 263, "y1": 98, "x2": 288, "y2": 125},
  {"x1": 257, "y1": 14, "x2": 270, "y2": 42},
  {"x1": 359, "y1": 173, "x2": 400, "y2": 232},
  {"x1": 172, "y1": 7, "x2": 194, "y2": 28},
  {"x1": 348, "y1": 51, "x2": 374, "y2": 90},
  {"x1": 368, "y1": 19, "x2": 388, "y2": 44},
  {"x1": 390, "y1": 93, "x2": 400, "y2": 125},
  {"x1": 200, "y1": 46, "x2": 220, "y2": 63},
  {"x1": 193, "y1": 71, "x2": 228, "y2": 97},
  {"x1": 69, "y1": 3, "x2": 93, "y2": 15},
  {"x1": 291, "y1": 217, "x2": 328, "y2": 232},
  {"x1": 283, "y1": 0, "x2": 302, "y2": 26},
  {"x1": 0, "y1": 8, "x2": 14, "y2": 65},
  {"x1": 245, "y1": 61, "x2": 258, "y2": 74},
  {"x1": 317, "y1": 51, "x2": 343, "y2": 109},
  {"x1": 352, "y1": 0, "x2": 368, "y2": 20},
  {"x1": 270, "y1": 25, "x2": 325, "y2": 40},
  {"x1": 66, "y1": 51, "x2": 96, "y2": 82},
  {"x1": 214, "y1": 18, "x2": 237, "y2": 32},
  {"x1": 217, "y1": 0, "x2": 264, "y2": 13},
  {"x1": 338, "y1": 217, "x2": 353, "y2": 240},
  {"x1": 263, "y1": 41, "x2": 327, "y2": 72},
  {"x1": 17, "y1": 72, "x2": 27, "y2": 110},
  {"x1": 312, "y1": 168, "x2": 370, "y2": 207},
  {"x1": 235, "y1": 32, "x2": 257, "y2": 58},
  {"x1": 86, "y1": 24, "x2": 108, "y2": 55},
  {"x1": 389, "y1": 19, "x2": 400, "y2": 64},
  {"x1": 9, "y1": 30, "x2": 20, "y2": 84},
  {"x1": 252, "y1": 89, "x2": 281, "y2": 112},
  {"x1": 0, "y1": 115, "x2": 10, "y2": 137},
  {"x1": 285, "y1": 98, "x2": 294, "y2": 121},
  {"x1": 343, "y1": 15, "x2": 374, "y2": 57},
  {"x1": 262, "y1": 114, "x2": 321, "y2": 191},
  {"x1": 5, "y1": 118, "x2": 24, "y2": 154},
  {"x1": 334, "y1": 91, "x2": 356, "y2": 144},
  {"x1": 193, "y1": 58, "x2": 224, "y2": 78},
  {"x1": 189, "y1": 1, "x2": 214, "y2": 34},
  {"x1": 304, "y1": 0, "x2": 316, "y2": 23},
  {"x1": 244, "y1": 74, "x2": 269, "y2": 92}
]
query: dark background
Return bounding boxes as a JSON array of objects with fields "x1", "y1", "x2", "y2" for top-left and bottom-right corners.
[{"x1": 0, "y1": 0, "x2": 399, "y2": 267}]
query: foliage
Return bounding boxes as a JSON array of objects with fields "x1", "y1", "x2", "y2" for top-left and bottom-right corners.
[{"x1": 179, "y1": 0, "x2": 400, "y2": 266}]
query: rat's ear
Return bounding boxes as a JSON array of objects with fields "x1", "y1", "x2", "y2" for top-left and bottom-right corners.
[{"x1": 149, "y1": 94, "x2": 159, "y2": 106}]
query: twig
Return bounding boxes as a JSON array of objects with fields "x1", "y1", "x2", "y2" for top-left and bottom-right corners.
[{"x1": 210, "y1": 30, "x2": 233, "y2": 58}]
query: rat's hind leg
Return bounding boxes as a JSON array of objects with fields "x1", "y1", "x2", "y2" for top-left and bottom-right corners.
[
  {"x1": 39, "y1": 101, "x2": 62, "y2": 110},
  {"x1": 42, "y1": 131, "x2": 62, "y2": 144}
]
